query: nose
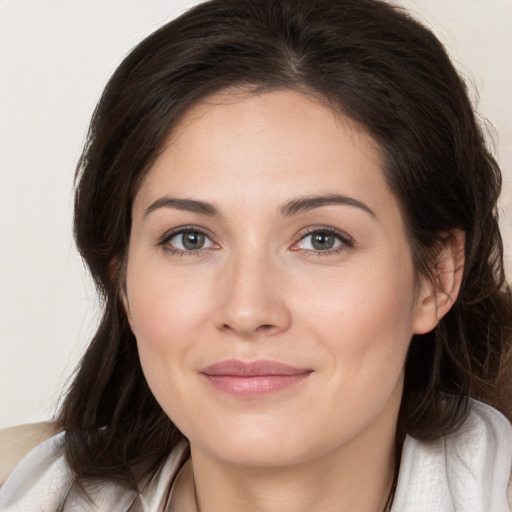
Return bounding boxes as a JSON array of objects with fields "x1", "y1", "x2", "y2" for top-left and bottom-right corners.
[{"x1": 214, "y1": 251, "x2": 292, "y2": 338}]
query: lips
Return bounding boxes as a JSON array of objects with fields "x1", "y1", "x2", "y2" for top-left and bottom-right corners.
[{"x1": 199, "y1": 360, "x2": 313, "y2": 397}]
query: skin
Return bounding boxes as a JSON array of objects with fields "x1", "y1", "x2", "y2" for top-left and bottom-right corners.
[{"x1": 123, "y1": 90, "x2": 462, "y2": 512}]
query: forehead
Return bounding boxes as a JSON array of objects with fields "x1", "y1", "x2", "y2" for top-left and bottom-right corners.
[{"x1": 135, "y1": 89, "x2": 399, "y2": 221}]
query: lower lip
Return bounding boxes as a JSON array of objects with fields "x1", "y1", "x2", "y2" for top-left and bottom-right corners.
[{"x1": 203, "y1": 373, "x2": 311, "y2": 397}]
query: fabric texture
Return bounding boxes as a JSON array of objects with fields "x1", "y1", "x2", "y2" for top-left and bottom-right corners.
[
  {"x1": 392, "y1": 400, "x2": 512, "y2": 511},
  {"x1": 1, "y1": 399, "x2": 511, "y2": 511}
]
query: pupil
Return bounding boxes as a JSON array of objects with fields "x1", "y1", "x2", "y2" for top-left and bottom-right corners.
[
  {"x1": 183, "y1": 232, "x2": 205, "y2": 250},
  {"x1": 312, "y1": 233, "x2": 334, "y2": 250}
]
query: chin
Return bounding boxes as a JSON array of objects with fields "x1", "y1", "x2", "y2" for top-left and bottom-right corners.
[
  {"x1": 207, "y1": 439, "x2": 316, "y2": 468},
  {"x1": 186, "y1": 414, "x2": 329, "y2": 468}
]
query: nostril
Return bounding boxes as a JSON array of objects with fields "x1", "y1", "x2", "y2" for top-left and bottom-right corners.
[
  {"x1": 256, "y1": 324, "x2": 276, "y2": 332},
  {"x1": 220, "y1": 323, "x2": 277, "y2": 336}
]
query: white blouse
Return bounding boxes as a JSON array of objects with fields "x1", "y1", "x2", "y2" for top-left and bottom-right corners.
[{"x1": 1, "y1": 400, "x2": 511, "y2": 511}]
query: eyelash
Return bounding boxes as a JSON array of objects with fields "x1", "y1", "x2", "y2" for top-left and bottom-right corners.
[
  {"x1": 157, "y1": 226, "x2": 354, "y2": 256},
  {"x1": 293, "y1": 227, "x2": 354, "y2": 256},
  {"x1": 157, "y1": 226, "x2": 217, "y2": 257}
]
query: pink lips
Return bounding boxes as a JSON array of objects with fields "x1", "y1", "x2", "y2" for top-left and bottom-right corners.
[{"x1": 199, "y1": 360, "x2": 312, "y2": 397}]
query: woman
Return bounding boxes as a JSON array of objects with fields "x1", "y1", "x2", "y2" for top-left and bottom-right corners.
[{"x1": 1, "y1": 0, "x2": 512, "y2": 510}]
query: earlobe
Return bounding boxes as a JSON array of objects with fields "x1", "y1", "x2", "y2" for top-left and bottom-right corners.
[{"x1": 412, "y1": 229, "x2": 465, "y2": 335}]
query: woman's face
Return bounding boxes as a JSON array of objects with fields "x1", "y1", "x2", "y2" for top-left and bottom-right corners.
[{"x1": 124, "y1": 90, "x2": 434, "y2": 467}]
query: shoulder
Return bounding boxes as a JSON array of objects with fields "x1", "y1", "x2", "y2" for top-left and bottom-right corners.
[
  {"x1": 393, "y1": 399, "x2": 512, "y2": 511},
  {"x1": 0, "y1": 431, "x2": 189, "y2": 511},
  {"x1": 0, "y1": 428, "x2": 71, "y2": 511},
  {"x1": 0, "y1": 422, "x2": 60, "y2": 487}
]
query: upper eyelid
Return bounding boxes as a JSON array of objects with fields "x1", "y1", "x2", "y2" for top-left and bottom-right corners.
[
  {"x1": 291, "y1": 228, "x2": 355, "y2": 256},
  {"x1": 158, "y1": 225, "x2": 215, "y2": 244},
  {"x1": 157, "y1": 224, "x2": 354, "y2": 250},
  {"x1": 297, "y1": 226, "x2": 354, "y2": 243}
]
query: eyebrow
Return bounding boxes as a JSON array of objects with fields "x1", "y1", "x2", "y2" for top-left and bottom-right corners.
[
  {"x1": 145, "y1": 197, "x2": 220, "y2": 217},
  {"x1": 144, "y1": 193, "x2": 376, "y2": 218},
  {"x1": 279, "y1": 194, "x2": 376, "y2": 217}
]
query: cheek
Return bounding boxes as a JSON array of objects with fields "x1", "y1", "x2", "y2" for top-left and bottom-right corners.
[
  {"x1": 126, "y1": 259, "x2": 211, "y2": 347},
  {"x1": 305, "y1": 260, "x2": 415, "y2": 334},
  {"x1": 124, "y1": 258, "x2": 218, "y2": 411},
  {"x1": 125, "y1": 273, "x2": 202, "y2": 432},
  {"x1": 295, "y1": 265, "x2": 416, "y2": 441},
  {"x1": 298, "y1": 257, "x2": 417, "y2": 383}
]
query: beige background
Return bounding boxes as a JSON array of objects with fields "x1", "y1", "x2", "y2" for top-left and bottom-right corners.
[{"x1": 0, "y1": 0, "x2": 511, "y2": 429}]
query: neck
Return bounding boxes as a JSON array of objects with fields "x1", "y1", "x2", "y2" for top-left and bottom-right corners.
[{"x1": 172, "y1": 420, "x2": 399, "y2": 512}]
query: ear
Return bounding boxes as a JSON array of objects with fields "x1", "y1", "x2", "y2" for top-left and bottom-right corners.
[{"x1": 412, "y1": 229, "x2": 465, "y2": 335}]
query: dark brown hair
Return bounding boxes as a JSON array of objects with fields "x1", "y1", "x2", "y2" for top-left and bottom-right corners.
[{"x1": 58, "y1": 0, "x2": 512, "y2": 494}]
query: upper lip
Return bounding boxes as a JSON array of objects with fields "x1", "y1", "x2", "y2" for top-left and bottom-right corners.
[{"x1": 199, "y1": 359, "x2": 312, "y2": 376}]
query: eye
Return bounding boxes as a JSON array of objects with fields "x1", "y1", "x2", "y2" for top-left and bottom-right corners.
[
  {"x1": 161, "y1": 228, "x2": 218, "y2": 253},
  {"x1": 292, "y1": 228, "x2": 353, "y2": 253}
]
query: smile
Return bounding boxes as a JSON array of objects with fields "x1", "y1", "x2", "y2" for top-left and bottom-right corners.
[{"x1": 199, "y1": 360, "x2": 313, "y2": 397}]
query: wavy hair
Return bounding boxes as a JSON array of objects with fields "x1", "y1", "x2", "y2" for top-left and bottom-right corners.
[{"x1": 58, "y1": 0, "x2": 512, "y2": 493}]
